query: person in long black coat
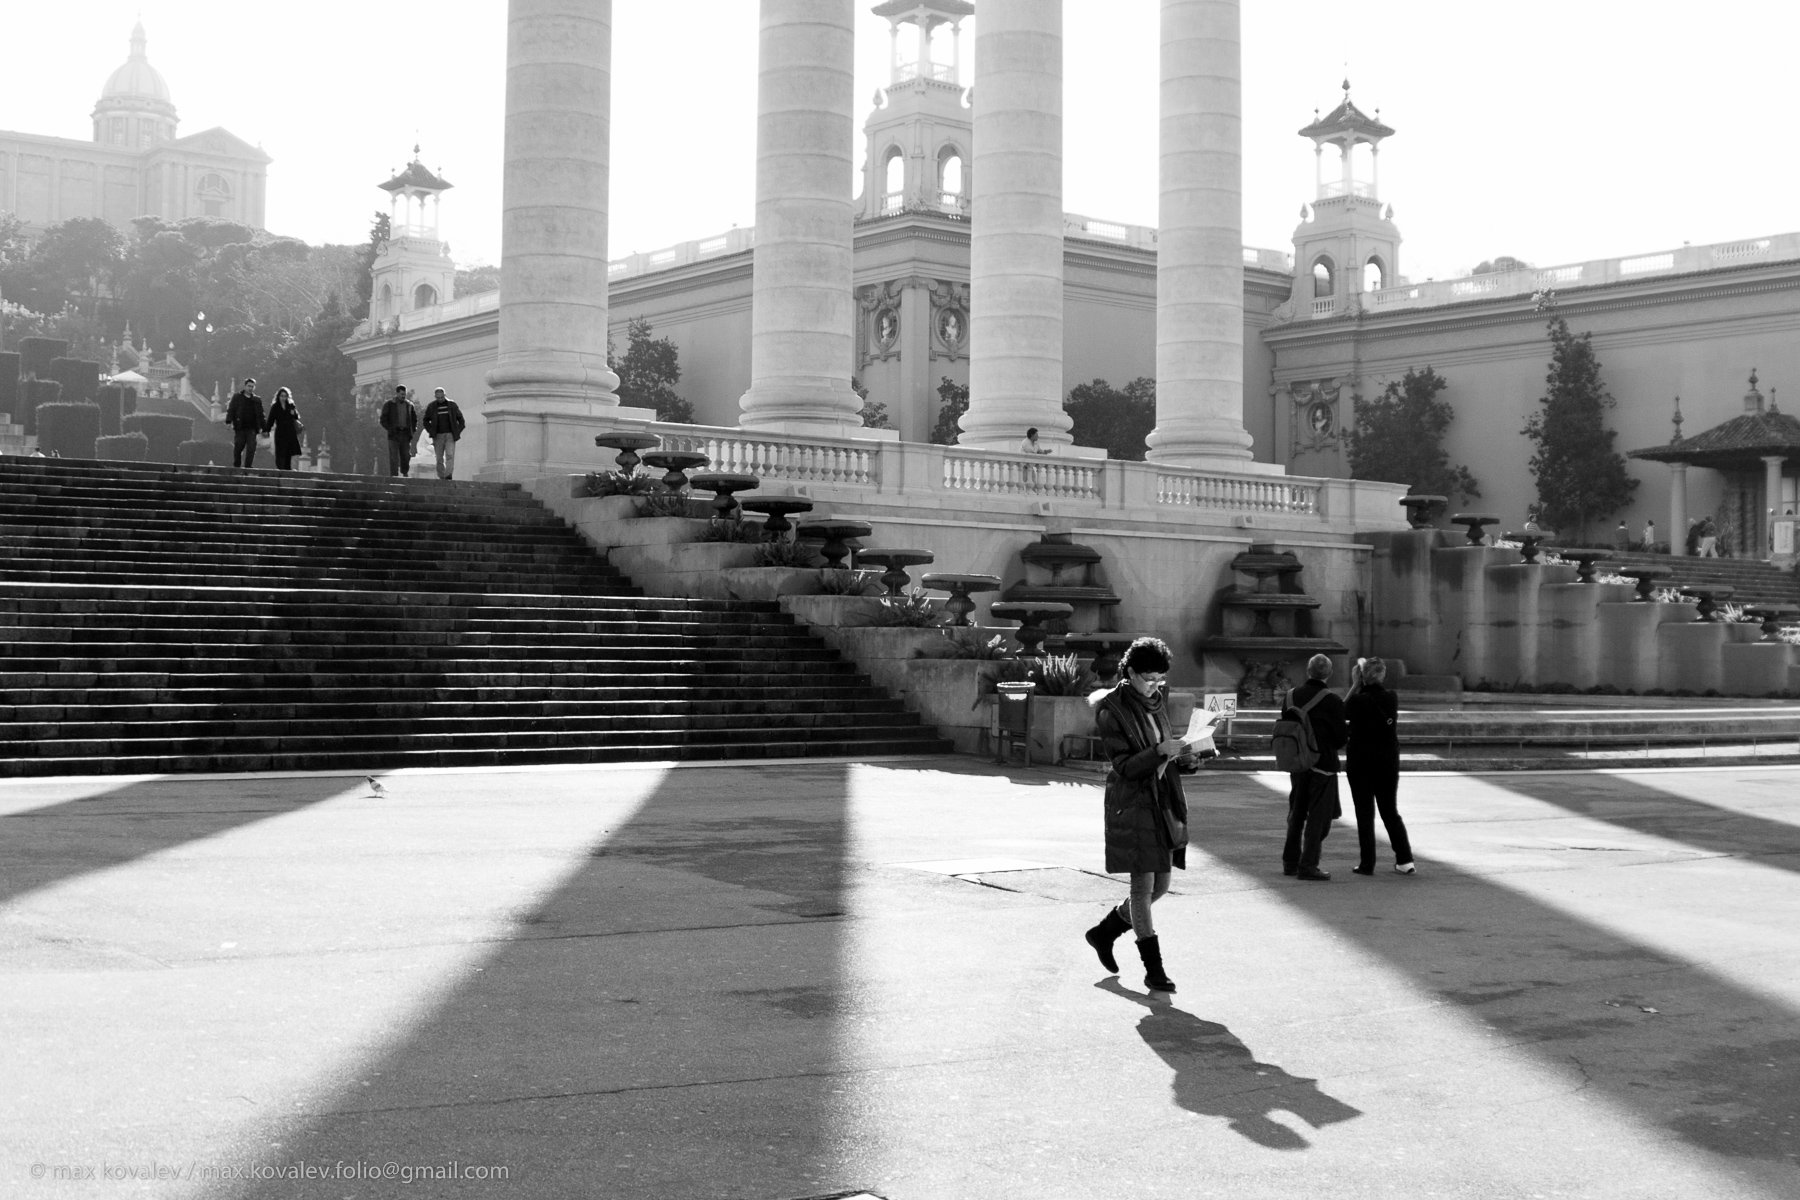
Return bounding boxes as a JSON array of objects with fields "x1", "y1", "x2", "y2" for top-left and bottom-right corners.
[
  {"x1": 261, "y1": 387, "x2": 304, "y2": 471},
  {"x1": 1082, "y1": 636, "x2": 1201, "y2": 993},
  {"x1": 1345, "y1": 657, "x2": 1415, "y2": 875}
]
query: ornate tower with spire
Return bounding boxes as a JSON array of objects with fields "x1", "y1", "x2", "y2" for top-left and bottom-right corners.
[
  {"x1": 1291, "y1": 81, "x2": 1401, "y2": 312},
  {"x1": 859, "y1": 0, "x2": 974, "y2": 219},
  {"x1": 370, "y1": 148, "x2": 457, "y2": 326}
]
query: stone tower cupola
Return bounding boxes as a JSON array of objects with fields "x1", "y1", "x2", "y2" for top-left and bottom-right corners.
[
  {"x1": 92, "y1": 21, "x2": 178, "y2": 147},
  {"x1": 859, "y1": 0, "x2": 975, "y2": 219},
  {"x1": 370, "y1": 148, "x2": 457, "y2": 325},
  {"x1": 1290, "y1": 81, "x2": 1402, "y2": 311}
]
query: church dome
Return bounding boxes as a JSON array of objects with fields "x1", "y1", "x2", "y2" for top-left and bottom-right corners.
[{"x1": 100, "y1": 22, "x2": 173, "y2": 105}]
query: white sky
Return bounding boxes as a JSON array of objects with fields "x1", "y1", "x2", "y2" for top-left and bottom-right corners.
[{"x1": 5, "y1": 1, "x2": 1796, "y2": 285}]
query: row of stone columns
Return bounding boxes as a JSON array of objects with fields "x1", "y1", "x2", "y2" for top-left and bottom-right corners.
[{"x1": 488, "y1": 0, "x2": 1254, "y2": 467}]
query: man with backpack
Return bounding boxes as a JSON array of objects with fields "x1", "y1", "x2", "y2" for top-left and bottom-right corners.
[{"x1": 1275, "y1": 653, "x2": 1349, "y2": 881}]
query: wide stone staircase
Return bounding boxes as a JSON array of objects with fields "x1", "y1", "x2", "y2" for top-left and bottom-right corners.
[
  {"x1": 0, "y1": 457, "x2": 951, "y2": 776},
  {"x1": 1599, "y1": 549, "x2": 1800, "y2": 609}
]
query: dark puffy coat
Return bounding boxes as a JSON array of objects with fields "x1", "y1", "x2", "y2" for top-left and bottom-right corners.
[
  {"x1": 1345, "y1": 681, "x2": 1399, "y2": 781},
  {"x1": 1094, "y1": 684, "x2": 1190, "y2": 873},
  {"x1": 262, "y1": 397, "x2": 304, "y2": 461}
]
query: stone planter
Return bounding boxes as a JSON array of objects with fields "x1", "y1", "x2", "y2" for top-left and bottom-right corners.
[
  {"x1": 719, "y1": 567, "x2": 825, "y2": 601},
  {"x1": 781, "y1": 594, "x2": 888, "y2": 628}
]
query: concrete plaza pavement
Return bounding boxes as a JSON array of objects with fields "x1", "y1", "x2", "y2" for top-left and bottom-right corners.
[{"x1": 3, "y1": 757, "x2": 1799, "y2": 1199}]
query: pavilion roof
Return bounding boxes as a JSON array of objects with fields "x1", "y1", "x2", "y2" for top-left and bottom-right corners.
[
  {"x1": 1629, "y1": 408, "x2": 1800, "y2": 468},
  {"x1": 379, "y1": 158, "x2": 452, "y2": 193},
  {"x1": 1298, "y1": 84, "x2": 1394, "y2": 141}
]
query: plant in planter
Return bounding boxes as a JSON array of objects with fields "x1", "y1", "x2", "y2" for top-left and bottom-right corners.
[
  {"x1": 819, "y1": 568, "x2": 881, "y2": 596},
  {"x1": 1024, "y1": 652, "x2": 1098, "y2": 696},
  {"x1": 584, "y1": 469, "x2": 661, "y2": 498},
  {"x1": 757, "y1": 538, "x2": 824, "y2": 568},
  {"x1": 697, "y1": 517, "x2": 764, "y2": 543},
  {"x1": 922, "y1": 630, "x2": 1015, "y2": 660},
  {"x1": 876, "y1": 588, "x2": 942, "y2": 627},
  {"x1": 636, "y1": 489, "x2": 699, "y2": 518}
]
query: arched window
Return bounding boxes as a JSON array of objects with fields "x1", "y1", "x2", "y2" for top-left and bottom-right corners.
[
  {"x1": 1311, "y1": 255, "x2": 1335, "y2": 299},
  {"x1": 197, "y1": 172, "x2": 232, "y2": 218},
  {"x1": 937, "y1": 145, "x2": 964, "y2": 211},
  {"x1": 378, "y1": 283, "x2": 393, "y2": 319},
  {"x1": 882, "y1": 147, "x2": 905, "y2": 213},
  {"x1": 412, "y1": 283, "x2": 438, "y2": 310},
  {"x1": 1363, "y1": 255, "x2": 1386, "y2": 292}
]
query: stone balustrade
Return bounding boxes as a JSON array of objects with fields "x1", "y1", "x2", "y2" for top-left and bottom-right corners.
[
  {"x1": 609, "y1": 418, "x2": 1393, "y2": 527},
  {"x1": 1348, "y1": 230, "x2": 1800, "y2": 318}
]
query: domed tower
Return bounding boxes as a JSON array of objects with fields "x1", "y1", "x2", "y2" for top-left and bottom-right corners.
[
  {"x1": 859, "y1": 0, "x2": 974, "y2": 219},
  {"x1": 1291, "y1": 80, "x2": 1401, "y2": 314},
  {"x1": 370, "y1": 148, "x2": 457, "y2": 326},
  {"x1": 92, "y1": 21, "x2": 178, "y2": 148}
]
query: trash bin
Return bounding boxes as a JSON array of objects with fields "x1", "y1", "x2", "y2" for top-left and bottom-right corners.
[{"x1": 994, "y1": 681, "x2": 1036, "y2": 765}]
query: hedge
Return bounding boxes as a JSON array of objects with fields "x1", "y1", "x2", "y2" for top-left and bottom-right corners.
[
  {"x1": 122, "y1": 412, "x2": 193, "y2": 463},
  {"x1": 19, "y1": 337, "x2": 68, "y2": 381},
  {"x1": 22, "y1": 378, "x2": 60, "y2": 435},
  {"x1": 95, "y1": 385, "x2": 124, "y2": 436},
  {"x1": 95, "y1": 432, "x2": 150, "y2": 462},
  {"x1": 36, "y1": 402, "x2": 101, "y2": 460},
  {"x1": 0, "y1": 351, "x2": 20, "y2": 423},
  {"x1": 179, "y1": 439, "x2": 232, "y2": 467},
  {"x1": 48, "y1": 357, "x2": 100, "y2": 405}
]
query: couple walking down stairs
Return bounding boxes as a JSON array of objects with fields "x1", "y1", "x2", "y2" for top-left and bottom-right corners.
[{"x1": 0, "y1": 457, "x2": 950, "y2": 776}]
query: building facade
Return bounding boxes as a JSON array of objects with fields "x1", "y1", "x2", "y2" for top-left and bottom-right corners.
[{"x1": 0, "y1": 22, "x2": 270, "y2": 235}]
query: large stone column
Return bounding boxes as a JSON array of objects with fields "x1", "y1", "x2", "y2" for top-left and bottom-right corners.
[
  {"x1": 1763, "y1": 455, "x2": 1786, "y2": 558},
  {"x1": 1145, "y1": 0, "x2": 1255, "y2": 467},
  {"x1": 959, "y1": 0, "x2": 1068, "y2": 449},
  {"x1": 1668, "y1": 461, "x2": 1688, "y2": 556},
  {"x1": 483, "y1": 0, "x2": 620, "y2": 477},
  {"x1": 738, "y1": 0, "x2": 861, "y2": 435}
]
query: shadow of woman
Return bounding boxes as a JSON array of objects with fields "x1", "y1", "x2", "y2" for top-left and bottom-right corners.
[{"x1": 1097, "y1": 979, "x2": 1362, "y2": 1149}]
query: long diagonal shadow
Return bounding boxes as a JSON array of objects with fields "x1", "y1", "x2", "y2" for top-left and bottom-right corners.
[
  {"x1": 220, "y1": 762, "x2": 854, "y2": 1200},
  {"x1": 1480, "y1": 771, "x2": 1800, "y2": 871},
  {"x1": 0, "y1": 775, "x2": 361, "y2": 908},
  {"x1": 1206, "y1": 777, "x2": 1800, "y2": 1175},
  {"x1": 1094, "y1": 979, "x2": 1361, "y2": 1149}
]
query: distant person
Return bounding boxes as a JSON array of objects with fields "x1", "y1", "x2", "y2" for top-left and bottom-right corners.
[
  {"x1": 1698, "y1": 517, "x2": 1718, "y2": 558},
  {"x1": 1280, "y1": 654, "x2": 1348, "y2": 882},
  {"x1": 1018, "y1": 427, "x2": 1051, "y2": 455},
  {"x1": 1685, "y1": 519, "x2": 1701, "y2": 557},
  {"x1": 261, "y1": 386, "x2": 304, "y2": 471},
  {"x1": 1082, "y1": 636, "x2": 1199, "y2": 994},
  {"x1": 1345, "y1": 658, "x2": 1414, "y2": 877},
  {"x1": 379, "y1": 384, "x2": 418, "y2": 477},
  {"x1": 226, "y1": 378, "x2": 264, "y2": 469},
  {"x1": 420, "y1": 388, "x2": 466, "y2": 480},
  {"x1": 1615, "y1": 520, "x2": 1630, "y2": 551},
  {"x1": 1641, "y1": 519, "x2": 1656, "y2": 552}
]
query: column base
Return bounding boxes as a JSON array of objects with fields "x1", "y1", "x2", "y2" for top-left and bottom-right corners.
[{"x1": 738, "y1": 382, "x2": 863, "y2": 436}]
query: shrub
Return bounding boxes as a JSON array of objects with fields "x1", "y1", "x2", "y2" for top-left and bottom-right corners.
[
  {"x1": 697, "y1": 518, "x2": 762, "y2": 543},
  {"x1": 95, "y1": 432, "x2": 149, "y2": 461},
  {"x1": 818, "y1": 568, "x2": 881, "y2": 596},
  {"x1": 635, "y1": 490, "x2": 698, "y2": 518},
  {"x1": 875, "y1": 589, "x2": 942, "y2": 627},
  {"x1": 19, "y1": 336, "x2": 68, "y2": 381},
  {"x1": 1025, "y1": 653, "x2": 1097, "y2": 696},
  {"x1": 22, "y1": 378, "x2": 60, "y2": 435},
  {"x1": 179, "y1": 440, "x2": 231, "y2": 466},
  {"x1": 47, "y1": 358, "x2": 99, "y2": 405},
  {"x1": 123, "y1": 412, "x2": 194, "y2": 462},
  {"x1": 35, "y1": 402, "x2": 100, "y2": 458},
  {"x1": 583, "y1": 469, "x2": 660, "y2": 497},
  {"x1": 921, "y1": 631, "x2": 1015, "y2": 660},
  {"x1": 757, "y1": 538, "x2": 822, "y2": 568},
  {"x1": 94, "y1": 385, "x2": 124, "y2": 436},
  {"x1": 0, "y1": 351, "x2": 19, "y2": 420}
]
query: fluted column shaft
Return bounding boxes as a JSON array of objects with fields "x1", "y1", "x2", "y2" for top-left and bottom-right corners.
[
  {"x1": 1146, "y1": 0, "x2": 1254, "y2": 465},
  {"x1": 738, "y1": 0, "x2": 860, "y2": 435},
  {"x1": 486, "y1": 0, "x2": 619, "y2": 414},
  {"x1": 960, "y1": 0, "x2": 1067, "y2": 449}
]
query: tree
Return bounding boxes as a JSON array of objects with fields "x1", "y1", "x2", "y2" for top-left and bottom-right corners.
[
  {"x1": 1522, "y1": 312, "x2": 1638, "y2": 539},
  {"x1": 851, "y1": 376, "x2": 889, "y2": 429},
  {"x1": 454, "y1": 264, "x2": 501, "y2": 298},
  {"x1": 1345, "y1": 366, "x2": 1480, "y2": 504},
  {"x1": 352, "y1": 212, "x2": 390, "y2": 320},
  {"x1": 608, "y1": 316, "x2": 691, "y2": 422},
  {"x1": 1065, "y1": 376, "x2": 1155, "y2": 460},
  {"x1": 929, "y1": 376, "x2": 967, "y2": 444},
  {"x1": 1472, "y1": 255, "x2": 1531, "y2": 275},
  {"x1": 2, "y1": 216, "x2": 126, "y2": 317},
  {"x1": 269, "y1": 291, "x2": 358, "y2": 465}
]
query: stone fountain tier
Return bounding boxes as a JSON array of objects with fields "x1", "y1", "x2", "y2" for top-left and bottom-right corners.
[
  {"x1": 1216, "y1": 588, "x2": 1322, "y2": 637},
  {"x1": 1196, "y1": 635, "x2": 1349, "y2": 706},
  {"x1": 1002, "y1": 533, "x2": 1120, "y2": 633},
  {"x1": 1227, "y1": 547, "x2": 1304, "y2": 593}
]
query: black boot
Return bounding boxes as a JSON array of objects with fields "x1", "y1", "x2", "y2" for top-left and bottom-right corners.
[
  {"x1": 1137, "y1": 936, "x2": 1176, "y2": 993},
  {"x1": 1084, "y1": 906, "x2": 1132, "y2": 974}
]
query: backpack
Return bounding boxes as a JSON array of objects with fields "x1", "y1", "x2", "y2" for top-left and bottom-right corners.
[{"x1": 1271, "y1": 687, "x2": 1327, "y2": 773}]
